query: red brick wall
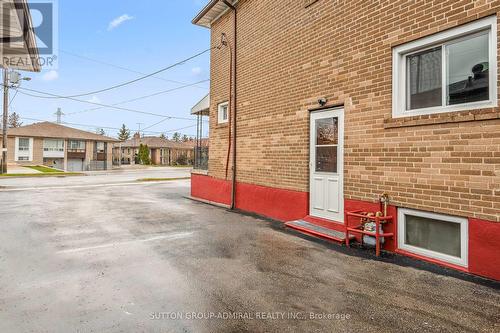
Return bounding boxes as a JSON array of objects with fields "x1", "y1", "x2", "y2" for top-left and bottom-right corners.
[{"x1": 207, "y1": 0, "x2": 500, "y2": 222}]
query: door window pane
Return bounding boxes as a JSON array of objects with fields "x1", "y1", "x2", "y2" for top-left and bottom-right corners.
[
  {"x1": 316, "y1": 118, "x2": 338, "y2": 145},
  {"x1": 316, "y1": 146, "x2": 337, "y2": 173},
  {"x1": 447, "y1": 33, "x2": 489, "y2": 105},
  {"x1": 405, "y1": 215, "x2": 461, "y2": 258},
  {"x1": 406, "y1": 46, "x2": 442, "y2": 110}
]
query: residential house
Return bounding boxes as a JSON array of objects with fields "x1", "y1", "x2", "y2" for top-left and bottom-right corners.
[
  {"x1": 191, "y1": 1, "x2": 500, "y2": 280},
  {"x1": 114, "y1": 133, "x2": 194, "y2": 166},
  {"x1": 0, "y1": 122, "x2": 117, "y2": 171}
]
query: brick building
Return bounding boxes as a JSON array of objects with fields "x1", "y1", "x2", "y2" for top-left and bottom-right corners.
[
  {"x1": 114, "y1": 133, "x2": 194, "y2": 166},
  {"x1": 0, "y1": 122, "x2": 117, "y2": 171},
  {"x1": 191, "y1": 0, "x2": 500, "y2": 280}
]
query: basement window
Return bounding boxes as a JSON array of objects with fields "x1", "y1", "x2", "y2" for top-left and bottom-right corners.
[
  {"x1": 398, "y1": 208, "x2": 468, "y2": 267},
  {"x1": 217, "y1": 101, "x2": 229, "y2": 124},
  {"x1": 392, "y1": 16, "x2": 497, "y2": 118}
]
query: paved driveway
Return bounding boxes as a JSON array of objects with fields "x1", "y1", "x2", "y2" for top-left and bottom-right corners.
[{"x1": 0, "y1": 172, "x2": 498, "y2": 332}]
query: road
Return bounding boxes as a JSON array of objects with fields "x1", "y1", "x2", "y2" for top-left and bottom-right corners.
[
  {"x1": 0, "y1": 168, "x2": 498, "y2": 332},
  {"x1": 0, "y1": 166, "x2": 191, "y2": 190}
]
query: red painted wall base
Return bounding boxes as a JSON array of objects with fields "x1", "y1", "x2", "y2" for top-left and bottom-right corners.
[
  {"x1": 191, "y1": 173, "x2": 308, "y2": 221},
  {"x1": 191, "y1": 174, "x2": 500, "y2": 281},
  {"x1": 468, "y1": 218, "x2": 500, "y2": 281}
]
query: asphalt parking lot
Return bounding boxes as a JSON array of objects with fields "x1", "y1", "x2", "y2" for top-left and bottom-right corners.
[{"x1": 0, "y1": 170, "x2": 498, "y2": 332}]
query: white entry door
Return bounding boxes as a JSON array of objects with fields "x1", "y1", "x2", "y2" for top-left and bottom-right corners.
[{"x1": 310, "y1": 108, "x2": 344, "y2": 222}]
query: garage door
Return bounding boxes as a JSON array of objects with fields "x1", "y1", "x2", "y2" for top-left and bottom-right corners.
[{"x1": 67, "y1": 159, "x2": 84, "y2": 172}]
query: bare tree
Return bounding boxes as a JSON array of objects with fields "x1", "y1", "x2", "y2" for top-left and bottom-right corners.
[{"x1": 8, "y1": 112, "x2": 23, "y2": 128}]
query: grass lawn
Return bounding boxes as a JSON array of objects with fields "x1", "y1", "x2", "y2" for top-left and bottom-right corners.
[
  {"x1": 0, "y1": 166, "x2": 82, "y2": 178},
  {"x1": 0, "y1": 173, "x2": 82, "y2": 178},
  {"x1": 25, "y1": 165, "x2": 63, "y2": 173}
]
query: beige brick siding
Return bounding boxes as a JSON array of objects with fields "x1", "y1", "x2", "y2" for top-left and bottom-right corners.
[
  {"x1": 1, "y1": 137, "x2": 43, "y2": 165},
  {"x1": 106, "y1": 143, "x2": 113, "y2": 168},
  {"x1": 208, "y1": 0, "x2": 500, "y2": 222},
  {"x1": 85, "y1": 141, "x2": 94, "y2": 162}
]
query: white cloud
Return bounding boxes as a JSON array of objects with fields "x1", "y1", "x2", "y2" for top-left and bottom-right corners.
[
  {"x1": 87, "y1": 96, "x2": 101, "y2": 104},
  {"x1": 42, "y1": 70, "x2": 59, "y2": 81},
  {"x1": 108, "y1": 14, "x2": 134, "y2": 31},
  {"x1": 191, "y1": 67, "x2": 202, "y2": 75}
]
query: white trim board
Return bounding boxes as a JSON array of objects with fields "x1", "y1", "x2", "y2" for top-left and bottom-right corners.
[
  {"x1": 392, "y1": 15, "x2": 498, "y2": 118},
  {"x1": 397, "y1": 208, "x2": 468, "y2": 267}
]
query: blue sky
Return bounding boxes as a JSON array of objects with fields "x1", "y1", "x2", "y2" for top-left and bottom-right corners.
[{"x1": 11, "y1": 0, "x2": 210, "y2": 138}]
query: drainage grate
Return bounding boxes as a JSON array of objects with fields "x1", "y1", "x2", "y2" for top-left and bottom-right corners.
[{"x1": 286, "y1": 220, "x2": 348, "y2": 241}]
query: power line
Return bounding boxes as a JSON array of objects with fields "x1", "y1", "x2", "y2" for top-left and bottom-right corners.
[
  {"x1": 140, "y1": 119, "x2": 199, "y2": 133},
  {"x1": 66, "y1": 79, "x2": 210, "y2": 116},
  {"x1": 30, "y1": 47, "x2": 214, "y2": 99},
  {"x1": 142, "y1": 117, "x2": 170, "y2": 131},
  {"x1": 60, "y1": 49, "x2": 209, "y2": 90},
  {"x1": 8, "y1": 89, "x2": 19, "y2": 106},
  {"x1": 9, "y1": 85, "x2": 197, "y2": 121},
  {"x1": 161, "y1": 124, "x2": 199, "y2": 134}
]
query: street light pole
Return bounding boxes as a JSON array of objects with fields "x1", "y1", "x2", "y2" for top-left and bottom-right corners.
[{"x1": 2, "y1": 68, "x2": 9, "y2": 174}]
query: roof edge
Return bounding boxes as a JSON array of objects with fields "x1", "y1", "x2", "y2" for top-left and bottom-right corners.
[
  {"x1": 192, "y1": 0, "x2": 237, "y2": 28},
  {"x1": 19, "y1": 0, "x2": 41, "y2": 72},
  {"x1": 2, "y1": 122, "x2": 119, "y2": 142},
  {"x1": 192, "y1": 0, "x2": 219, "y2": 27}
]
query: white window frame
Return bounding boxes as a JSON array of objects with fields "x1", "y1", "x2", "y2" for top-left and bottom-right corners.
[
  {"x1": 392, "y1": 16, "x2": 497, "y2": 118},
  {"x1": 68, "y1": 140, "x2": 85, "y2": 150},
  {"x1": 43, "y1": 139, "x2": 64, "y2": 152},
  {"x1": 397, "y1": 208, "x2": 468, "y2": 267},
  {"x1": 14, "y1": 137, "x2": 33, "y2": 162},
  {"x1": 217, "y1": 101, "x2": 229, "y2": 124},
  {"x1": 96, "y1": 142, "x2": 105, "y2": 153}
]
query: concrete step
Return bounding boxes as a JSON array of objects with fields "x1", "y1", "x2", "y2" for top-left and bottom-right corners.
[{"x1": 285, "y1": 220, "x2": 352, "y2": 243}]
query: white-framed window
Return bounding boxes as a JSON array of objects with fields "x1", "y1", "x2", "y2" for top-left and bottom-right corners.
[
  {"x1": 43, "y1": 139, "x2": 64, "y2": 152},
  {"x1": 392, "y1": 16, "x2": 497, "y2": 118},
  {"x1": 15, "y1": 137, "x2": 33, "y2": 161},
  {"x1": 398, "y1": 208, "x2": 468, "y2": 267},
  {"x1": 96, "y1": 142, "x2": 105, "y2": 153},
  {"x1": 68, "y1": 140, "x2": 86, "y2": 151},
  {"x1": 217, "y1": 101, "x2": 229, "y2": 124}
]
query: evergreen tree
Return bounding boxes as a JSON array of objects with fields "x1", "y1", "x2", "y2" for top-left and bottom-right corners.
[
  {"x1": 8, "y1": 112, "x2": 23, "y2": 128},
  {"x1": 97, "y1": 128, "x2": 106, "y2": 136},
  {"x1": 182, "y1": 134, "x2": 189, "y2": 142},
  {"x1": 118, "y1": 124, "x2": 131, "y2": 141},
  {"x1": 159, "y1": 133, "x2": 166, "y2": 140},
  {"x1": 138, "y1": 144, "x2": 151, "y2": 165},
  {"x1": 172, "y1": 132, "x2": 181, "y2": 142}
]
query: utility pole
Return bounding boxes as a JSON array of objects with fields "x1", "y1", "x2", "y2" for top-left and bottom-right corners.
[
  {"x1": 55, "y1": 107, "x2": 64, "y2": 124},
  {"x1": 136, "y1": 122, "x2": 143, "y2": 137},
  {"x1": 2, "y1": 68, "x2": 9, "y2": 174}
]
